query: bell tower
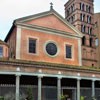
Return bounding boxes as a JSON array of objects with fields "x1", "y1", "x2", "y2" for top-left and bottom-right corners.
[{"x1": 65, "y1": 0, "x2": 97, "y2": 67}]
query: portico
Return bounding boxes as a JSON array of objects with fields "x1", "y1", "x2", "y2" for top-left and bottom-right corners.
[
  {"x1": 0, "y1": 60, "x2": 99, "y2": 100},
  {"x1": 0, "y1": 73, "x2": 99, "y2": 100},
  {"x1": 9, "y1": 72, "x2": 100, "y2": 100}
]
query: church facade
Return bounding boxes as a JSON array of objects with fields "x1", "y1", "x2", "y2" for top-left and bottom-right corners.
[{"x1": 0, "y1": 1, "x2": 100, "y2": 100}]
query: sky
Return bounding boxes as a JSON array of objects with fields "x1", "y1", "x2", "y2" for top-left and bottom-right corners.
[{"x1": 0, "y1": 0, "x2": 100, "y2": 40}]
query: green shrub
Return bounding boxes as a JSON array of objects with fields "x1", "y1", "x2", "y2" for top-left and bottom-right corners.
[
  {"x1": 61, "y1": 95, "x2": 65, "y2": 100},
  {"x1": 61, "y1": 95, "x2": 68, "y2": 100},
  {"x1": 0, "y1": 96, "x2": 4, "y2": 100},
  {"x1": 26, "y1": 87, "x2": 33, "y2": 100},
  {"x1": 80, "y1": 96, "x2": 85, "y2": 100}
]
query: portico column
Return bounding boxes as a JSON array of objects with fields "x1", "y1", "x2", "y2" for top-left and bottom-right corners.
[
  {"x1": 38, "y1": 76, "x2": 42, "y2": 100},
  {"x1": 57, "y1": 77, "x2": 62, "y2": 100},
  {"x1": 77, "y1": 79, "x2": 81, "y2": 100},
  {"x1": 16, "y1": 74, "x2": 20, "y2": 100},
  {"x1": 92, "y1": 80, "x2": 95, "y2": 97}
]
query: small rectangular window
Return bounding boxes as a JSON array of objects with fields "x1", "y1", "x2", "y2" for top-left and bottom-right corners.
[
  {"x1": 66, "y1": 45, "x2": 72, "y2": 58},
  {"x1": 29, "y1": 38, "x2": 36, "y2": 54},
  {"x1": 0, "y1": 46, "x2": 3, "y2": 57}
]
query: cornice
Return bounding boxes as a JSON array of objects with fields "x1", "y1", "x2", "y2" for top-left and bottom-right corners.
[{"x1": 0, "y1": 59, "x2": 100, "y2": 74}]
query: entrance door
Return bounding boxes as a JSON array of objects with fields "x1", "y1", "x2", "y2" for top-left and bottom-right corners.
[{"x1": 63, "y1": 89, "x2": 72, "y2": 100}]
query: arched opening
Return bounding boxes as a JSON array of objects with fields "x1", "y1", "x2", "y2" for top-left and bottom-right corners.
[
  {"x1": 92, "y1": 64, "x2": 94, "y2": 67},
  {"x1": 89, "y1": 16, "x2": 91, "y2": 23},
  {"x1": 90, "y1": 38, "x2": 93, "y2": 47},
  {"x1": 81, "y1": 25, "x2": 86, "y2": 33},
  {"x1": 89, "y1": 6, "x2": 91, "y2": 13},
  {"x1": 82, "y1": 36, "x2": 86, "y2": 45},
  {"x1": 82, "y1": 4, "x2": 85, "y2": 11},
  {"x1": 73, "y1": 4, "x2": 75, "y2": 11},
  {"x1": 71, "y1": 6, "x2": 73, "y2": 12},
  {"x1": 83, "y1": 14, "x2": 85, "y2": 21},
  {"x1": 90, "y1": 28, "x2": 92, "y2": 35}
]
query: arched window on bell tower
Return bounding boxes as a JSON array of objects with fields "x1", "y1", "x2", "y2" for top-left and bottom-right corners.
[
  {"x1": 82, "y1": 36, "x2": 86, "y2": 45},
  {"x1": 90, "y1": 38, "x2": 93, "y2": 47},
  {"x1": 82, "y1": 4, "x2": 85, "y2": 11}
]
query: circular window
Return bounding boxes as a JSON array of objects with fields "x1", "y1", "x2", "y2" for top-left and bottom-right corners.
[{"x1": 46, "y1": 43, "x2": 57, "y2": 56}]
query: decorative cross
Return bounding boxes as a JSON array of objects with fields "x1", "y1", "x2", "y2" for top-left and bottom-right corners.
[{"x1": 50, "y1": 2, "x2": 53, "y2": 10}]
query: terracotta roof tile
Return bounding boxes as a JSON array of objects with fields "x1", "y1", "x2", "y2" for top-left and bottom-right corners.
[
  {"x1": 0, "y1": 58, "x2": 99, "y2": 73},
  {"x1": 0, "y1": 39, "x2": 8, "y2": 46}
]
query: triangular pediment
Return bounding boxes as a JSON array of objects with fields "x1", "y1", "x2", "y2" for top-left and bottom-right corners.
[{"x1": 15, "y1": 9, "x2": 83, "y2": 38}]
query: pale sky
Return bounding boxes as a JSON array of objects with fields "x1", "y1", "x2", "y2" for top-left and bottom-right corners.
[{"x1": 0, "y1": 0, "x2": 100, "y2": 40}]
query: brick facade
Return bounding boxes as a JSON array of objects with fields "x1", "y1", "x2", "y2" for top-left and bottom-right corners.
[
  {"x1": 5, "y1": 27, "x2": 17, "y2": 59},
  {"x1": 94, "y1": 13, "x2": 100, "y2": 67}
]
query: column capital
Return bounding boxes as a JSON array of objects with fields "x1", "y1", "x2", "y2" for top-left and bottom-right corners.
[
  {"x1": 57, "y1": 76, "x2": 62, "y2": 80},
  {"x1": 92, "y1": 79, "x2": 96, "y2": 82},
  {"x1": 77, "y1": 78, "x2": 81, "y2": 80},
  {"x1": 15, "y1": 73, "x2": 21, "y2": 77},
  {"x1": 38, "y1": 75, "x2": 43, "y2": 78}
]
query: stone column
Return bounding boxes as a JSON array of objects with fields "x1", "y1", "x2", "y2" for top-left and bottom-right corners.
[
  {"x1": 16, "y1": 74, "x2": 20, "y2": 100},
  {"x1": 57, "y1": 77, "x2": 62, "y2": 100},
  {"x1": 77, "y1": 79, "x2": 81, "y2": 100},
  {"x1": 38, "y1": 76, "x2": 42, "y2": 100},
  {"x1": 92, "y1": 80, "x2": 95, "y2": 97}
]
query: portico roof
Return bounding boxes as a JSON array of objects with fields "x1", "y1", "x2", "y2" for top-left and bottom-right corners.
[
  {"x1": 0, "y1": 39, "x2": 8, "y2": 46},
  {"x1": 0, "y1": 59, "x2": 100, "y2": 81},
  {"x1": 0, "y1": 59, "x2": 99, "y2": 72}
]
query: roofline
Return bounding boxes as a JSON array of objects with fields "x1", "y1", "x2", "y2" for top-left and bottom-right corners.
[
  {"x1": 0, "y1": 59, "x2": 99, "y2": 73},
  {"x1": 15, "y1": 9, "x2": 83, "y2": 37},
  {"x1": 51, "y1": 10, "x2": 84, "y2": 37},
  {"x1": 94, "y1": 12, "x2": 100, "y2": 15},
  {"x1": 4, "y1": 22, "x2": 15, "y2": 42},
  {"x1": 0, "y1": 40, "x2": 9, "y2": 46},
  {"x1": 15, "y1": 10, "x2": 50, "y2": 22}
]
